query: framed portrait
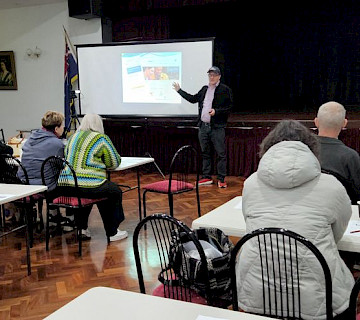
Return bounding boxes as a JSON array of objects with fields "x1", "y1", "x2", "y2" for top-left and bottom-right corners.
[{"x1": 0, "y1": 51, "x2": 18, "y2": 90}]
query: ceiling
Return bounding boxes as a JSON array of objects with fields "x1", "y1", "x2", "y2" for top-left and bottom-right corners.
[{"x1": 0, "y1": 0, "x2": 64, "y2": 10}]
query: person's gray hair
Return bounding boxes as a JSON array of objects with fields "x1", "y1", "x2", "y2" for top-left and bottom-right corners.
[
  {"x1": 259, "y1": 119, "x2": 320, "y2": 159},
  {"x1": 78, "y1": 113, "x2": 104, "y2": 134},
  {"x1": 317, "y1": 101, "x2": 346, "y2": 130}
]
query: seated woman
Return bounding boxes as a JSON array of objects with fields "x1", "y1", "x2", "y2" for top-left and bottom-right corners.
[
  {"x1": 59, "y1": 113, "x2": 127, "y2": 242},
  {"x1": 20, "y1": 110, "x2": 65, "y2": 188},
  {"x1": 237, "y1": 119, "x2": 354, "y2": 319}
]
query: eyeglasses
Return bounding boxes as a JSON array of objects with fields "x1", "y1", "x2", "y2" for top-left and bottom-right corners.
[{"x1": 208, "y1": 73, "x2": 220, "y2": 78}]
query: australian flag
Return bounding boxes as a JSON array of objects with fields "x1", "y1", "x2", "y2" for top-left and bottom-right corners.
[{"x1": 64, "y1": 35, "x2": 78, "y2": 129}]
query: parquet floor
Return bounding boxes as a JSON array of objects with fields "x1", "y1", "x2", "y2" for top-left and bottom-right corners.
[{"x1": 0, "y1": 170, "x2": 245, "y2": 319}]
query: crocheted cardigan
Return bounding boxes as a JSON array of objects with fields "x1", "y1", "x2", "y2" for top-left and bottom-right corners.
[{"x1": 60, "y1": 130, "x2": 121, "y2": 188}]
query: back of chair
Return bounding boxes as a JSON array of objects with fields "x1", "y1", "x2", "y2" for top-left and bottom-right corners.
[
  {"x1": 0, "y1": 129, "x2": 5, "y2": 143},
  {"x1": 168, "y1": 145, "x2": 200, "y2": 194},
  {"x1": 230, "y1": 227, "x2": 333, "y2": 319},
  {"x1": 41, "y1": 155, "x2": 66, "y2": 192},
  {"x1": 41, "y1": 155, "x2": 82, "y2": 206},
  {"x1": 133, "y1": 213, "x2": 212, "y2": 305},
  {"x1": 0, "y1": 153, "x2": 28, "y2": 184}
]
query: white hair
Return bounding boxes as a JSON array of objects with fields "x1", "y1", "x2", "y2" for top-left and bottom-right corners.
[
  {"x1": 317, "y1": 101, "x2": 346, "y2": 130},
  {"x1": 78, "y1": 113, "x2": 104, "y2": 134}
]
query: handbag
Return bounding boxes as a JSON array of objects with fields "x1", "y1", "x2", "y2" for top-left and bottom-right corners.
[{"x1": 159, "y1": 227, "x2": 234, "y2": 300}]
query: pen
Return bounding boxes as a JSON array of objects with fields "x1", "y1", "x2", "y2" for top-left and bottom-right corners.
[{"x1": 350, "y1": 230, "x2": 360, "y2": 234}]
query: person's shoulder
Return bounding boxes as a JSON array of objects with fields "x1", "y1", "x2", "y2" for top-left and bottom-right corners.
[{"x1": 216, "y1": 82, "x2": 232, "y2": 92}]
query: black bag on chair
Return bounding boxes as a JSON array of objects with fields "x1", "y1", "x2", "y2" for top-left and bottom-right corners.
[{"x1": 160, "y1": 227, "x2": 234, "y2": 300}]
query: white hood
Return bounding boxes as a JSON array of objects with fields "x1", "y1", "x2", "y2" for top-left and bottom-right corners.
[{"x1": 257, "y1": 141, "x2": 321, "y2": 189}]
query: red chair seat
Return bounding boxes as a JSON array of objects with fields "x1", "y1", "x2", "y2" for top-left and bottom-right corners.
[
  {"x1": 143, "y1": 180, "x2": 194, "y2": 193},
  {"x1": 152, "y1": 283, "x2": 207, "y2": 305},
  {"x1": 53, "y1": 197, "x2": 107, "y2": 206},
  {"x1": 25, "y1": 193, "x2": 45, "y2": 203}
]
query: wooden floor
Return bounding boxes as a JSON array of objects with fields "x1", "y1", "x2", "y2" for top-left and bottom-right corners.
[{"x1": 0, "y1": 170, "x2": 245, "y2": 319}]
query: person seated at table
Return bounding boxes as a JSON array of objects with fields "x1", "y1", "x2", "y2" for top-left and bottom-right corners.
[
  {"x1": 237, "y1": 119, "x2": 354, "y2": 319},
  {"x1": 314, "y1": 101, "x2": 360, "y2": 204},
  {"x1": 19, "y1": 111, "x2": 72, "y2": 230},
  {"x1": 59, "y1": 113, "x2": 127, "y2": 242},
  {"x1": 20, "y1": 110, "x2": 65, "y2": 188}
]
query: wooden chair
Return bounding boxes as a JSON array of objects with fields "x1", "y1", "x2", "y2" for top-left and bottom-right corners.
[
  {"x1": 133, "y1": 213, "x2": 214, "y2": 305},
  {"x1": 41, "y1": 155, "x2": 107, "y2": 256},
  {"x1": 142, "y1": 145, "x2": 201, "y2": 221},
  {"x1": 230, "y1": 227, "x2": 333, "y2": 319}
]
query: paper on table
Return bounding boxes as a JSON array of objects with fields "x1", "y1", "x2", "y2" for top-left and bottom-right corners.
[
  {"x1": 196, "y1": 316, "x2": 228, "y2": 320},
  {"x1": 345, "y1": 220, "x2": 360, "y2": 236},
  {"x1": 234, "y1": 197, "x2": 243, "y2": 210}
]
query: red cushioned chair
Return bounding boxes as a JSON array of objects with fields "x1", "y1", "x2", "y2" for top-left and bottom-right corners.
[
  {"x1": 142, "y1": 145, "x2": 201, "y2": 220},
  {"x1": 41, "y1": 155, "x2": 107, "y2": 256}
]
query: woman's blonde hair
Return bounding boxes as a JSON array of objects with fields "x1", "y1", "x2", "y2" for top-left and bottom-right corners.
[
  {"x1": 78, "y1": 113, "x2": 104, "y2": 134},
  {"x1": 42, "y1": 111, "x2": 64, "y2": 130}
]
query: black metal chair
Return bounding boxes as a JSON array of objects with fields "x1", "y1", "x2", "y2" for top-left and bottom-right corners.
[
  {"x1": 0, "y1": 128, "x2": 5, "y2": 143},
  {"x1": 41, "y1": 155, "x2": 107, "y2": 256},
  {"x1": 230, "y1": 227, "x2": 333, "y2": 319},
  {"x1": 0, "y1": 153, "x2": 45, "y2": 241},
  {"x1": 142, "y1": 145, "x2": 201, "y2": 221},
  {"x1": 0, "y1": 153, "x2": 34, "y2": 275},
  {"x1": 133, "y1": 213, "x2": 215, "y2": 306}
]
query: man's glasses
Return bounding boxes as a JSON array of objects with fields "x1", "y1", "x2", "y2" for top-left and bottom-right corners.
[{"x1": 208, "y1": 73, "x2": 220, "y2": 78}]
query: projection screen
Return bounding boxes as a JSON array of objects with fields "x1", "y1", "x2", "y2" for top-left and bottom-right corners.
[{"x1": 76, "y1": 38, "x2": 214, "y2": 118}]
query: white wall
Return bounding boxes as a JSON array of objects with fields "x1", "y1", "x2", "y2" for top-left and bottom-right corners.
[{"x1": 0, "y1": 1, "x2": 102, "y2": 140}]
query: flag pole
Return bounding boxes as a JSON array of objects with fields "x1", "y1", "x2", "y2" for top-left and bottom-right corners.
[{"x1": 63, "y1": 26, "x2": 77, "y2": 60}]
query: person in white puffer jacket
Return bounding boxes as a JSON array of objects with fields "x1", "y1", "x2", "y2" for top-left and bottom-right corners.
[{"x1": 237, "y1": 119, "x2": 354, "y2": 320}]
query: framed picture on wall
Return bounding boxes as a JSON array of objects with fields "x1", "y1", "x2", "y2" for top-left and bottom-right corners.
[{"x1": 0, "y1": 51, "x2": 18, "y2": 90}]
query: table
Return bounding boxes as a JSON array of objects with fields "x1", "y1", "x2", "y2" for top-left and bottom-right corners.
[
  {"x1": 0, "y1": 183, "x2": 47, "y2": 275},
  {"x1": 107, "y1": 157, "x2": 154, "y2": 222},
  {"x1": 192, "y1": 196, "x2": 360, "y2": 253},
  {"x1": 45, "y1": 286, "x2": 272, "y2": 320}
]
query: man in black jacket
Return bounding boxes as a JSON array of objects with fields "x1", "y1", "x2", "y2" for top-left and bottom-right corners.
[
  {"x1": 173, "y1": 66, "x2": 233, "y2": 188},
  {"x1": 314, "y1": 101, "x2": 360, "y2": 204}
]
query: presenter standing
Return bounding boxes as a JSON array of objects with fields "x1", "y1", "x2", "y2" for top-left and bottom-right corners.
[{"x1": 172, "y1": 66, "x2": 233, "y2": 188}]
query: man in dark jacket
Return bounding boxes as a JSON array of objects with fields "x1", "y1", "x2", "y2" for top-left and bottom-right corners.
[
  {"x1": 314, "y1": 101, "x2": 360, "y2": 204},
  {"x1": 172, "y1": 66, "x2": 233, "y2": 188}
]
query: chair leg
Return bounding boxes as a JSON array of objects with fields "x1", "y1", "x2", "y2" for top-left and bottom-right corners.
[
  {"x1": 143, "y1": 190, "x2": 148, "y2": 230},
  {"x1": 168, "y1": 194, "x2": 174, "y2": 217},
  {"x1": 37, "y1": 199, "x2": 44, "y2": 232},
  {"x1": 45, "y1": 207, "x2": 50, "y2": 251},
  {"x1": 196, "y1": 189, "x2": 201, "y2": 217},
  {"x1": 1, "y1": 204, "x2": 5, "y2": 229},
  {"x1": 24, "y1": 207, "x2": 31, "y2": 275},
  {"x1": 78, "y1": 228, "x2": 82, "y2": 257}
]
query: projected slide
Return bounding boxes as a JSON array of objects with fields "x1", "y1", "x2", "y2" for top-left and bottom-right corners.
[{"x1": 122, "y1": 52, "x2": 181, "y2": 104}]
